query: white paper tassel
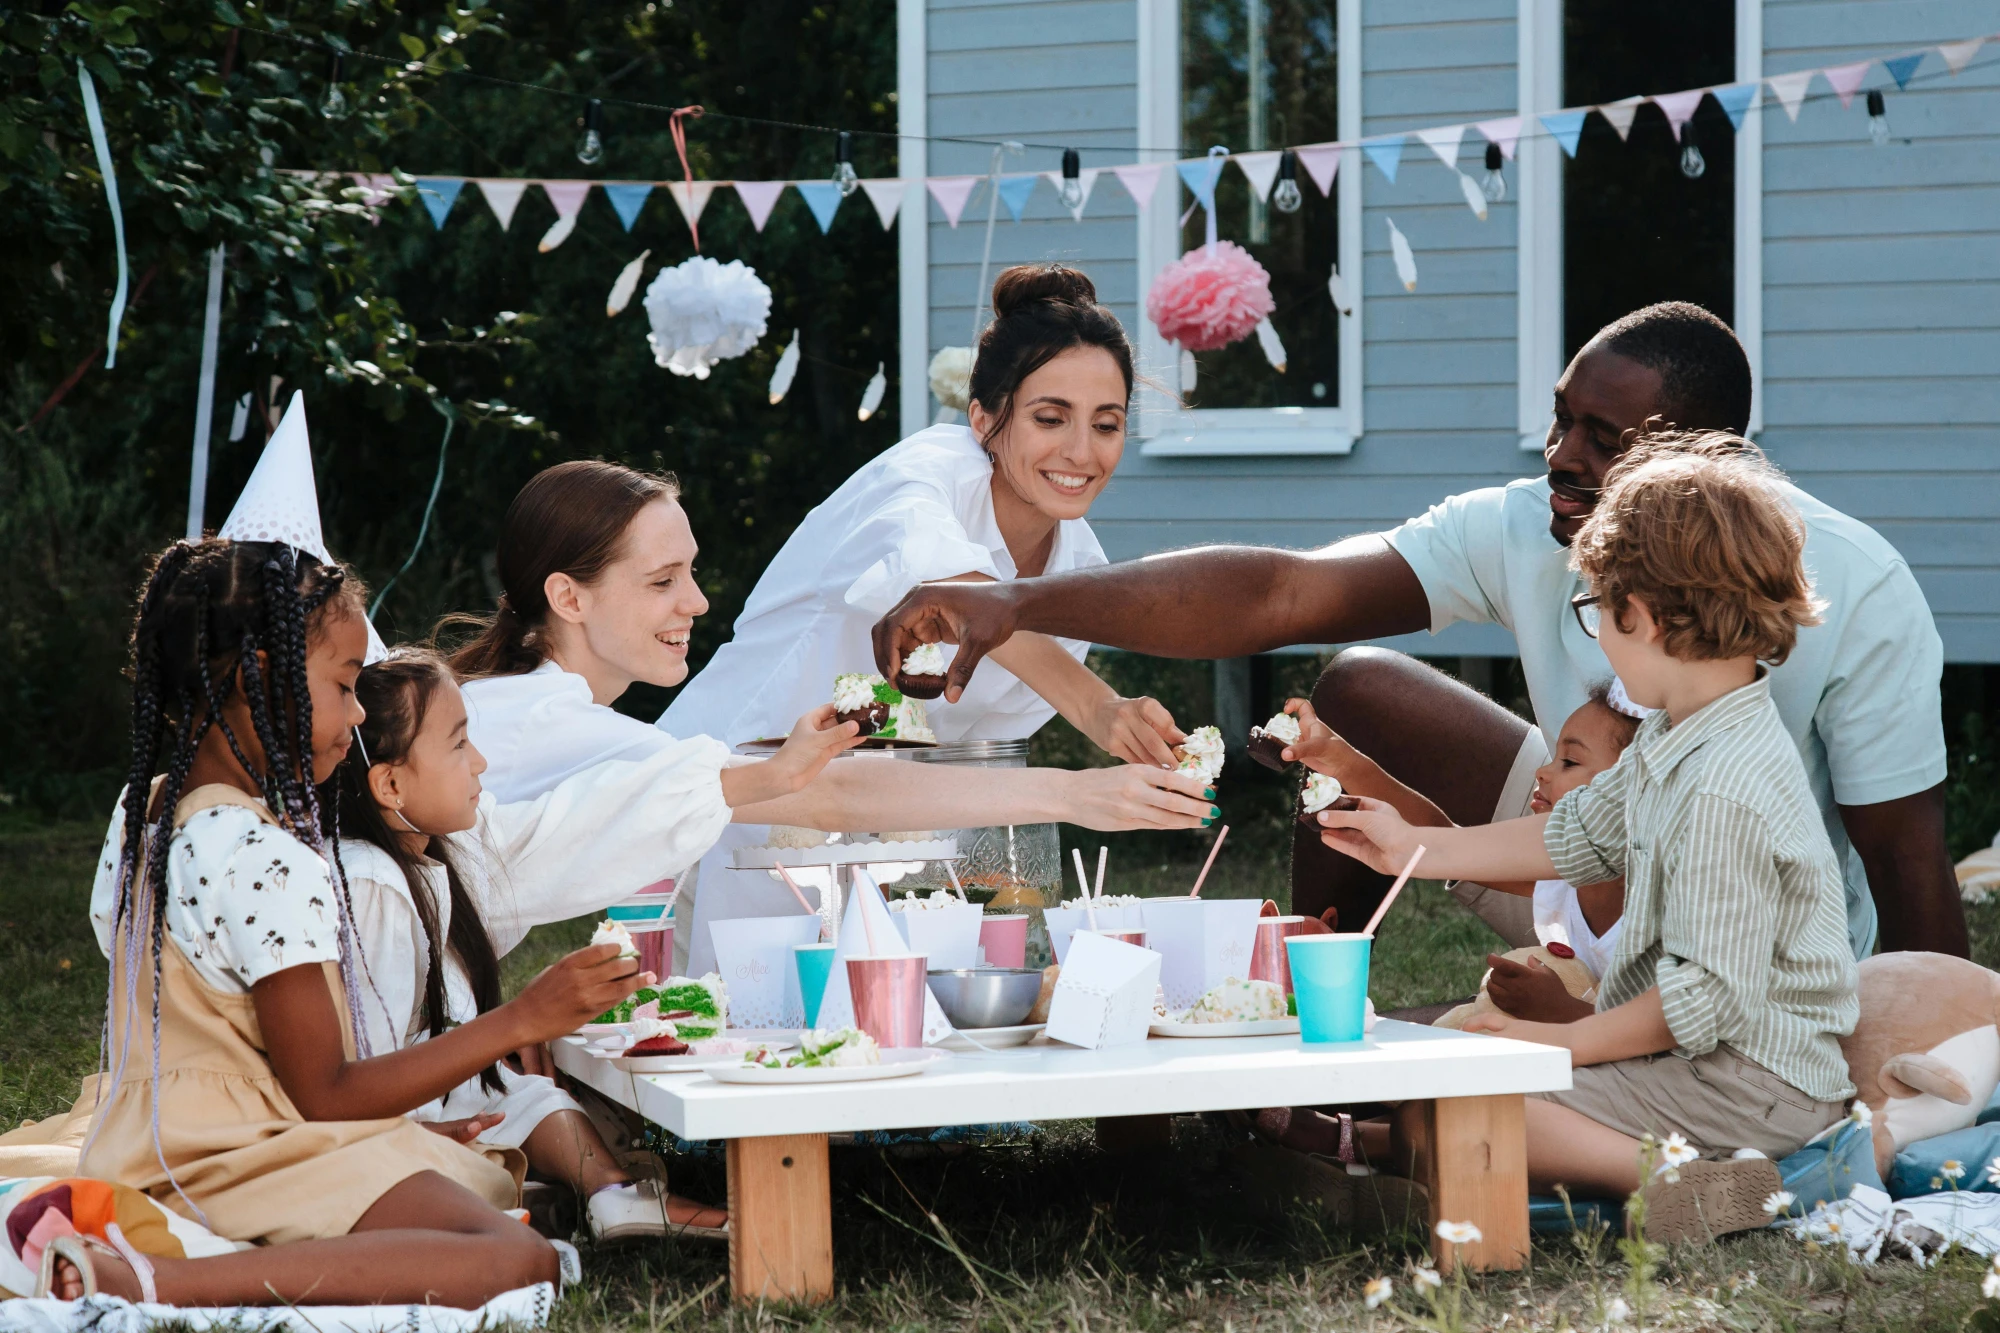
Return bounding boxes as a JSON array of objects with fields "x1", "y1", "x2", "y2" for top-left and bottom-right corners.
[
  {"x1": 857, "y1": 363, "x2": 887, "y2": 421},
  {"x1": 1386, "y1": 217, "x2": 1418, "y2": 292},
  {"x1": 768, "y1": 329, "x2": 801, "y2": 404},
  {"x1": 1254, "y1": 318, "x2": 1287, "y2": 373},
  {"x1": 228, "y1": 391, "x2": 251, "y2": 442},
  {"x1": 1456, "y1": 171, "x2": 1489, "y2": 221},
  {"x1": 537, "y1": 214, "x2": 578, "y2": 253},
  {"x1": 606, "y1": 249, "x2": 651, "y2": 317},
  {"x1": 642, "y1": 256, "x2": 773, "y2": 379},
  {"x1": 1179, "y1": 346, "x2": 1197, "y2": 393},
  {"x1": 1326, "y1": 264, "x2": 1353, "y2": 316}
]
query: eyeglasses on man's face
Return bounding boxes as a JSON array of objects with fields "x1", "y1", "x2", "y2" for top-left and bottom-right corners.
[{"x1": 1571, "y1": 593, "x2": 1602, "y2": 640}]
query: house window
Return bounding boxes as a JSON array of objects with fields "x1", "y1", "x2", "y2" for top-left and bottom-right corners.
[{"x1": 1136, "y1": 0, "x2": 1362, "y2": 455}]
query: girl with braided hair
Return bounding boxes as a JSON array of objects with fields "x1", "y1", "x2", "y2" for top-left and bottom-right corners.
[{"x1": 62, "y1": 538, "x2": 624, "y2": 1307}]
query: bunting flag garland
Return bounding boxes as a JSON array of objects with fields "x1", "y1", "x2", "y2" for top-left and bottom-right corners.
[
  {"x1": 1882, "y1": 52, "x2": 1925, "y2": 90},
  {"x1": 1231, "y1": 150, "x2": 1282, "y2": 200},
  {"x1": 1416, "y1": 124, "x2": 1464, "y2": 168},
  {"x1": 1361, "y1": 136, "x2": 1404, "y2": 182},
  {"x1": 1713, "y1": 83, "x2": 1758, "y2": 131},
  {"x1": 477, "y1": 178, "x2": 529, "y2": 229},
  {"x1": 733, "y1": 179, "x2": 786, "y2": 231},
  {"x1": 926, "y1": 175, "x2": 980, "y2": 226},
  {"x1": 1940, "y1": 37, "x2": 1985, "y2": 74},
  {"x1": 538, "y1": 180, "x2": 591, "y2": 251},
  {"x1": 1653, "y1": 89, "x2": 1707, "y2": 139},
  {"x1": 1176, "y1": 155, "x2": 1225, "y2": 209},
  {"x1": 1825, "y1": 60, "x2": 1871, "y2": 108},
  {"x1": 860, "y1": 178, "x2": 904, "y2": 229},
  {"x1": 995, "y1": 173, "x2": 1038, "y2": 222},
  {"x1": 1112, "y1": 162, "x2": 1165, "y2": 209},
  {"x1": 603, "y1": 182, "x2": 652, "y2": 231},
  {"x1": 415, "y1": 177, "x2": 463, "y2": 228},
  {"x1": 1598, "y1": 95, "x2": 1645, "y2": 140},
  {"x1": 1295, "y1": 144, "x2": 1342, "y2": 194},
  {"x1": 1766, "y1": 70, "x2": 1814, "y2": 122},
  {"x1": 1540, "y1": 110, "x2": 1588, "y2": 158},
  {"x1": 1476, "y1": 117, "x2": 1522, "y2": 161},
  {"x1": 794, "y1": 180, "x2": 842, "y2": 233},
  {"x1": 1041, "y1": 166, "x2": 1102, "y2": 219},
  {"x1": 670, "y1": 179, "x2": 718, "y2": 231}
]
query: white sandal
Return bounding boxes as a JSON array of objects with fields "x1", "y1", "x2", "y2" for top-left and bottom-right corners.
[{"x1": 32, "y1": 1226, "x2": 159, "y2": 1303}]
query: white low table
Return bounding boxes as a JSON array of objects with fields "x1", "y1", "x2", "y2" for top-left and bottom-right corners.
[{"x1": 555, "y1": 1021, "x2": 1570, "y2": 1302}]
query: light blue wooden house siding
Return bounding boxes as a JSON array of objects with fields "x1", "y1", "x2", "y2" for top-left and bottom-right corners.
[{"x1": 904, "y1": 0, "x2": 2000, "y2": 663}]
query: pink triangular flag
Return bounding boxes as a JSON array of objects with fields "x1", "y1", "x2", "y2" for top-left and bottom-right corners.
[
  {"x1": 475, "y1": 179, "x2": 529, "y2": 230},
  {"x1": 1597, "y1": 95, "x2": 1645, "y2": 141},
  {"x1": 541, "y1": 180, "x2": 591, "y2": 220},
  {"x1": 1824, "y1": 60, "x2": 1871, "y2": 109},
  {"x1": 1040, "y1": 167, "x2": 1102, "y2": 218},
  {"x1": 1939, "y1": 37, "x2": 1984, "y2": 75},
  {"x1": 732, "y1": 181, "x2": 786, "y2": 232},
  {"x1": 1652, "y1": 89, "x2": 1708, "y2": 137},
  {"x1": 1765, "y1": 70, "x2": 1813, "y2": 122},
  {"x1": 1294, "y1": 143, "x2": 1341, "y2": 195},
  {"x1": 926, "y1": 175, "x2": 980, "y2": 227},
  {"x1": 349, "y1": 172, "x2": 398, "y2": 209},
  {"x1": 1475, "y1": 117, "x2": 1521, "y2": 161},
  {"x1": 669, "y1": 180, "x2": 716, "y2": 230},
  {"x1": 860, "y1": 178, "x2": 903, "y2": 229},
  {"x1": 1111, "y1": 162, "x2": 1166, "y2": 210},
  {"x1": 1416, "y1": 124, "x2": 1465, "y2": 168}
]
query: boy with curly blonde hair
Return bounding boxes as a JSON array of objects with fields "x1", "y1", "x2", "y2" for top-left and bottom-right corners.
[{"x1": 1318, "y1": 433, "x2": 1858, "y2": 1243}]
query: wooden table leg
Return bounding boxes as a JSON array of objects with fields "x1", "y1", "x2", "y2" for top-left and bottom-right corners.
[
  {"x1": 1417, "y1": 1094, "x2": 1529, "y2": 1273},
  {"x1": 1095, "y1": 1113, "x2": 1174, "y2": 1153},
  {"x1": 726, "y1": 1134, "x2": 833, "y2": 1305}
]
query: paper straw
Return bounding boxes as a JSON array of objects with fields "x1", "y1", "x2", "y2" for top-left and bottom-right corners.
[
  {"x1": 1361, "y1": 845, "x2": 1427, "y2": 938},
  {"x1": 772, "y1": 863, "x2": 817, "y2": 916},
  {"x1": 855, "y1": 869, "x2": 884, "y2": 957},
  {"x1": 1186, "y1": 824, "x2": 1230, "y2": 897},
  {"x1": 944, "y1": 860, "x2": 969, "y2": 904},
  {"x1": 1094, "y1": 845, "x2": 1108, "y2": 899},
  {"x1": 1073, "y1": 848, "x2": 1100, "y2": 931}
]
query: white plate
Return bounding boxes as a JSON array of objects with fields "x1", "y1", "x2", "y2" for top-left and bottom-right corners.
[
  {"x1": 1149, "y1": 1016, "x2": 1301, "y2": 1039},
  {"x1": 577, "y1": 1022, "x2": 628, "y2": 1039},
  {"x1": 940, "y1": 1024, "x2": 1045, "y2": 1051},
  {"x1": 705, "y1": 1048, "x2": 952, "y2": 1085}
]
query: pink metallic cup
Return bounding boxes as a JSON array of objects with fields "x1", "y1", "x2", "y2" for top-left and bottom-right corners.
[
  {"x1": 846, "y1": 954, "x2": 928, "y2": 1048},
  {"x1": 1249, "y1": 916, "x2": 1309, "y2": 993},
  {"x1": 633, "y1": 922, "x2": 673, "y2": 981},
  {"x1": 979, "y1": 914, "x2": 1030, "y2": 969},
  {"x1": 1078, "y1": 927, "x2": 1148, "y2": 948}
]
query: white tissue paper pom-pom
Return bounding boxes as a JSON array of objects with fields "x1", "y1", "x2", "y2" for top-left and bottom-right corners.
[
  {"x1": 927, "y1": 345, "x2": 974, "y2": 412},
  {"x1": 642, "y1": 256, "x2": 773, "y2": 379}
]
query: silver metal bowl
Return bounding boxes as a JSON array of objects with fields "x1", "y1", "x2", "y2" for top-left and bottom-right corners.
[{"x1": 925, "y1": 967, "x2": 1043, "y2": 1030}]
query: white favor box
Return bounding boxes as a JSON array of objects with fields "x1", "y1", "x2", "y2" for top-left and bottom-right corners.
[
  {"x1": 1045, "y1": 931, "x2": 1162, "y2": 1050},
  {"x1": 1138, "y1": 897, "x2": 1265, "y2": 1012},
  {"x1": 1043, "y1": 903, "x2": 1145, "y2": 963},
  {"x1": 890, "y1": 901, "x2": 984, "y2": 970},
  {"x1": 708, "y1": 914, "x2": 823, "y2": 1029}
]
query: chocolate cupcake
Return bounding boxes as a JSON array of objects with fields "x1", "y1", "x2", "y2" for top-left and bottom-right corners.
[
  {"x1": 894, "y1": 640, "x2": 949, "y2": 700},
  {"x1": 1173, "y1": 725, "x2": 1226, "y2": 784},
  {"x1": 1297, "y1": 772, "x2": 1359, "y2": 825},
  {"x1": 1246, "y1": 711, "x2": 1302, "y2": 771},
  {"x1": 830, "y1": 672, "x2": 937, "y2": 742}
]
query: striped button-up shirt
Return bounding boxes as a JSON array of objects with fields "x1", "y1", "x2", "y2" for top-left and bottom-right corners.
[{"x1": 1545, "y1": 672, "x2": 1858, "y2": 1102}]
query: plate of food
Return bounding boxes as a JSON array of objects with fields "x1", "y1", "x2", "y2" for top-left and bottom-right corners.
[
  {"x1": 704, "y1": 1027, "x2": 952, "y2": 1084},
  {"x1": 939, "y1": 1023, "x2": 1044, "y2": 1051},
  {"x1": 1149, "y1": 978, "x2": 1299, "y2": 1038},
  {"x1": 615, "y1": 1031, "x2": 797, "y2": 1073}
]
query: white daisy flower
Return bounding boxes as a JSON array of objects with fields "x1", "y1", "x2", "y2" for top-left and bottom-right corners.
[
  {"x1": 1849, "y1": 1102, "x2": 1872, "y2": 1128},
  {"x1": 1943, "y1": 1159, "x2": 1966, "y2": 1180},
  {"x1": 1412, "y1": 1266, "x2": 1441, "y2": 1291},
  {"x1": 1364, "y1": 1276, "x2": 1393, "y2": 1310},
  {"x1": 1762, "y1": 1190, "x2": 1796, "y2": 1216},
  {"x1": 1986, "y1": 1157, "x2": 2000, "y2": 1188},
  {"x1": 1435, "y1": 1220, "x2": 1484, "y2": 1245},
  {"x1": 1606, "y1": 1296, "x2": 1631, "y2": 1323},
  {"x1": 1659, "y1": 1133, "x2": 1699, "y2": 1168}
]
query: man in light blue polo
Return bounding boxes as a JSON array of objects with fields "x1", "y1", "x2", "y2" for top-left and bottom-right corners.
[{"x1": 872, "y1": 303, "x2": 1962, "y2": 961}]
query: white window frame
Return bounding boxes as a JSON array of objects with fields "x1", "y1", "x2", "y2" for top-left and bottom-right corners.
[
  {"x1": 1515, "y1": 0, "x2": 1764, "y2": 452},
  {"x1": 1134, "y1": 0, "x2": 1364, "y2": 457}
]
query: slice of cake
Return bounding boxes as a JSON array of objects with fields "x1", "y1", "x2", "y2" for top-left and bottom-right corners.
[
  {"x1": 1246, "y1": 711, "x2": 1302, "y2": 771},
  {"x1": 831, "y1": 672, "x2": 936, "y2": 742}
]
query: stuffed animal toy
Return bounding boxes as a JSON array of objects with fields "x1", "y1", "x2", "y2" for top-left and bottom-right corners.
[
  {"x1": 1841, "y1": 952, "x2": 2000, "y2": 1177},
  {"x1": 1433, "y1": 944, "x2": 1600, "y2": 1031}
]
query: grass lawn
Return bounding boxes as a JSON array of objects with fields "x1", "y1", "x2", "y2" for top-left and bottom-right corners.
[{"x1": 7, "y1": 809, "x2": 2000, "y2": 1329}]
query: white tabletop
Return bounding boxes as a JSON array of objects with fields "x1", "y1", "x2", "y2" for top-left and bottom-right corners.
[{"x1": 555, "y1": 1021, "x2": 1571, "y2": 1141}]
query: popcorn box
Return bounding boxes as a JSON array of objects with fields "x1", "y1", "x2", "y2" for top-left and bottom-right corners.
[
  {"x1": 1139, "y1": 897, "x2": 1265, "y2": 1012},
  {"x1": 707, "y1": 914, "x2": 823, "y2": 1029},
  {"x1": 890, "y1": 901, "x2": 984, "y2": 970},
  {"x1": 1043, "y1": 903, "x2": 1146, "y2": 963},
  {"x1": 1045, "y1": 931, "x2": 1162, "y2": 1050}
]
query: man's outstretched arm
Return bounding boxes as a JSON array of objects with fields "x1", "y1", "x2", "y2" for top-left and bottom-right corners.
[
  {"x1": 1842, "y1": 785, "x2": 1968, "y2": 957},
  {"x1": 873, "y1": 534, "x2": 1431, "y2": 702}
]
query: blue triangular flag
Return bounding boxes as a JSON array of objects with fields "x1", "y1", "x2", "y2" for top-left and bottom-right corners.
[
  {"x1": 1176, "y1": 156, "x2": 1225, "y2": 208},
  {"x1": 1539, "y1": 110, "x2": 1588, "y2": 158},
  {"x1": 415, "y1": 178, "x2": 464, "y2": 229},
  {"x1": 1711, "y1": 83, "x2": 1757, "y2": 131},
  {"x1": 1361, "y1": 136, "x2": 1404, "y2": 183},
  {"x1": 603, "y1": 183, "x2": 652, "y2": 232},
  {"x1": 996, "y1": 173, "x2": 1038, "y2": 222},
  {"x1": 794, "y1": 179, "x2": 843, "y2": 233},
  {"x1": 1882, "y1": 53, "x2": 1924, "y2": 90}
]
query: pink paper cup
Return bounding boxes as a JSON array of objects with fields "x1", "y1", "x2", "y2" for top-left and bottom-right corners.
[
  {"x1": 631, "y1": 922, "x2": 673, "y2": 981},
  {"x1": 1249, "y1": 916, "x2": 1308, "y2": 993},
  {"x1": 847, "y1": 954, "x2": 928, "y2": 1048},
  {"x1": 979, "y1": 914, "x2": 1030, "y2": 969}
]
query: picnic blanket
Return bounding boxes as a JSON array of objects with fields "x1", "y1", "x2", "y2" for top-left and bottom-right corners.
[
  {"x1": 0, "y1": 1284, "x2": 558, "y2": 1332},
  {"x1": 1778, "y1": 1185, "x2": 2000, "y2": 1265}
]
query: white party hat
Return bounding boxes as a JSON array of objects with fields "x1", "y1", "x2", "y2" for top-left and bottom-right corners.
[
  {"x1": 363, "y1": 618, "x2": 390, "y2": 666},
  {"x1": 217, "y1": 392, "x2": 330, "y2": 562}
]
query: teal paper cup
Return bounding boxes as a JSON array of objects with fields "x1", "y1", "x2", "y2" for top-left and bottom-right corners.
[
  {"x1": 794, "y1": 942, "x2": 837, "y2": 1028},
  {"x1": 1286, "y1": 934, "x2": 1372, "y2": 1043}
]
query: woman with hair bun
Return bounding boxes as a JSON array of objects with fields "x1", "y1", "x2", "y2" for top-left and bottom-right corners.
[{"x1": 659, "y1": 263, "x2": 1185, "y2": 969}]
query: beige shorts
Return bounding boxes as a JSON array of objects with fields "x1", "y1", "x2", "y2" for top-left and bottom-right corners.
[
  {"x1": 1447, "y1": 727, "x2": 1550, "y2": 948},
  {"x1": 1529, "y1": 1045, "x2": 1847, "y2": 1159}
]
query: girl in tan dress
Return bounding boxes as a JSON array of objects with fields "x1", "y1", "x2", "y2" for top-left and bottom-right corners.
[{"x1": 64, "y1": 539, "x2": 645, "y2": 1308}]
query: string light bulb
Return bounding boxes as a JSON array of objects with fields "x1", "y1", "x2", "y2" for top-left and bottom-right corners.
[
  {"x1": 1271, "y1": 149, "x2": 1303, "y2": 214},
  {"x1": 1480, "y1": 141, "x2": 1506, "y2": 203},
  {"x1": 1678, "y1": 127, "x2": 1706, "y2": 180},
  {"x1": 576, "y1": 99, "x2": 604, "y2": 166},
  {"x1": 833, "y1": 130, "x2": 859, "y2": 197},
  {"x1": 1866, "y1": 89, "x2": 1890, "y2": 146},
  {"x1": 1059, "y1": 147, "x2": 1084, "y2": 210},
  {"x1": 319, "y1": 51, "x2": 348, "y2": 120}
]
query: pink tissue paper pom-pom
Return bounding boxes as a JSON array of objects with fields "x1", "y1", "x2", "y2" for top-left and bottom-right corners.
[{"x1": 1145, "y1": 241, "x2": 1276, "y2": 352}]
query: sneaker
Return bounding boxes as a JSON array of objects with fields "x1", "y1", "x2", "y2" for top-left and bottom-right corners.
[
  {"x1": 587, "y1": 1180, "x2": 728, "y2": 1244},
  {"x1": 1641, "y1": 1156, "x2": 1782, "y2": 1244}
]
